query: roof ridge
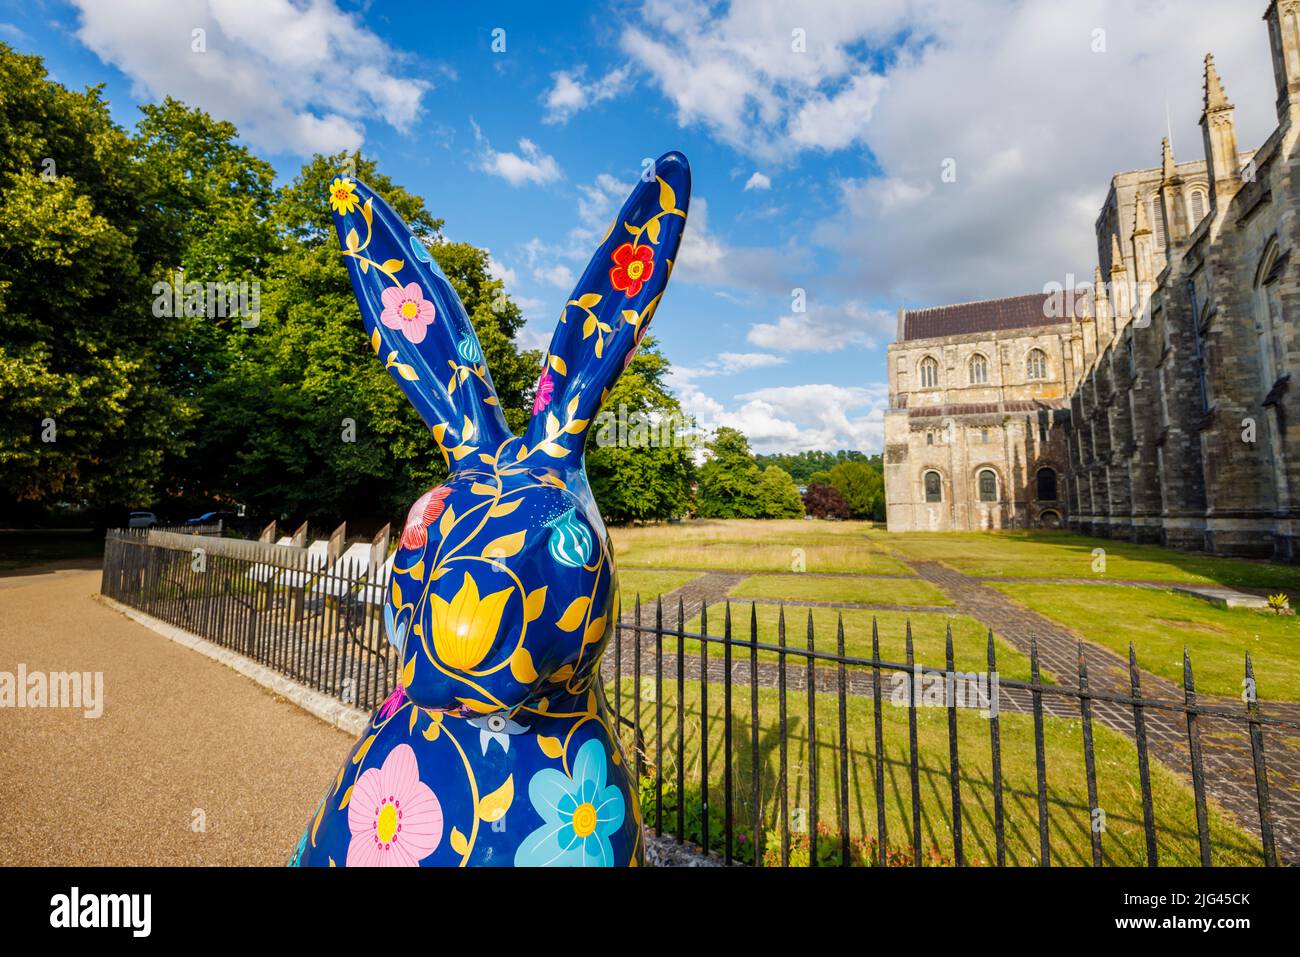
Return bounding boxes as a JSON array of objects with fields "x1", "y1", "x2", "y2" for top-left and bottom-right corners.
[{"x1": 902, "y1": 291, "x2": 1051, "y2": 316}]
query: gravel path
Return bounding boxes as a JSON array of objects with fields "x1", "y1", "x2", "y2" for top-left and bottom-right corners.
[{"x1": 0, "y1": 563, "x2": 352, "y2": 865}]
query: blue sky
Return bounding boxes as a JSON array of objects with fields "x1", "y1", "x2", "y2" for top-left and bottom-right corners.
[{"x1": 0, "y1": 0, "x2": 1278, "y2": 452}]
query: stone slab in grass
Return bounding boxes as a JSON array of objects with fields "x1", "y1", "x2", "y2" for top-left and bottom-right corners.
[
  {"x1": 679, "y1": 605, "x2": 1042, "y2": 683},
  {"x1": 728, "y1": 573, "x2": 952, "y2": 607},
  {"x1": 875, "y1": 529, "x2": 1300, "y2": 592},
  {"x1": 991, "y1": 582, "x2": 1300, "y2": 703},
  {"x1": 618, "y1": 570, "x2": 701, "y2": 611},
  {"x1": 607, "y1": 676, "x2": 1260, "y2": 866}
]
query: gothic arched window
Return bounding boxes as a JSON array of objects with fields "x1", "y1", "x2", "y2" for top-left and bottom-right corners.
[
  {"x1": 1189, "y1": 188, "x2": 1207, "y2": 225},
  {"x1": 1026, "y1": 348, "x2": 1048, "y2": 380},
  {"x1": 978, "y1": 469, "x2": 998, "y2": 502},
  {"x1": 924, "y1": 470, "x2": 942, "y2": 502},
  {"x1": 919, "y1": 356, "x2": 940, "y2": 389},
  {"x1": 969, "y1": 353, "x2": 988, "y2": 385},
  {"x1": 1036, "y1": 467, "x2": 1058, "y2": 501},
  {"x1": 1151, "y1": 196, "x2": 1167, "y2": 249},
  {"x1": 1255, "y1": 239, "x2": 1287, "y2": 387}
]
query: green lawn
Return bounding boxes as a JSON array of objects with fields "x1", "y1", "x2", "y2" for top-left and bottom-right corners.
[
  {"x1": 992, "y1": 583, "x2": 1300, "y2": 703},
  {"x1": 728, "y1": 573, "x2": 952, "y2": 607},
  {"x1": 878, "y1": 529, "x2": 1300, "y2": 591},
  {"x1": 613, "y1": 519, "x2": 914, "y2": 575},
  {"x1": 675, "y1": 604, "x2": 1044, "y2": 683},
  {"x1": 618, "y1": 569, "x2": 701, "y2": 613},
  {"x1": 608, "y1": 677, "x2": 1261, "y2": 866}
]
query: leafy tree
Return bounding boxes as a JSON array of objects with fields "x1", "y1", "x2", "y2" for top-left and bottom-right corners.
[
  {"x1": 695, "y1": 427, "x2": 765, "y2": 518},
  {"x1": 757, "y1": 465, "x2": 804, "y2": 518},
  {"x1": 827, "y1": 461, "x2": 885, "y2": 521},
  {"x1": 804, "y1": 482, "x2": 851, "y2": 520},
  {"x1": 586, "y1": 337, "x2": 695, "y2": 523},
  {"x1": 755, "y1": 448, "x2": 872, "y2": 484},
  {"x1": 194, "y1": 152, "x2": 538, "y2": 524},
  {"x1": 0, "y1": 44, "x2": 192, "y2": 509}
]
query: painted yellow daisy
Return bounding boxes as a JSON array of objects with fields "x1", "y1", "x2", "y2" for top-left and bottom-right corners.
[{"x1": 329, "y1": 177, "x2": 360, "y2": 215}]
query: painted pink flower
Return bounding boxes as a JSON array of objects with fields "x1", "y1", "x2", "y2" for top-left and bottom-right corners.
[
  {"x1": 346, "y1": 744, "x2": 443, "y2": 867},
  {"x1": 401, "y1": 486, "x2": 451, "y2": 550},
  {"x1": 533, "y1": 371, "x2": 555, "y2": 415},
  {"x1": 379, "y1": 282, "x2": 436, "y2": 344},
  {"x1": 378, "y1": 683, "x2": 407, "y2": 720}
]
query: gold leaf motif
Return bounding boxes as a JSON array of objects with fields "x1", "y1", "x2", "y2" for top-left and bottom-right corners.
[
  {"x1": 549, "y1": 664, "x2": 575, "y2": 684},
  {"x1": 510, "y1": 645, "x2": 538, "y2": 682},
  {"x1": 394, "y1": 362, "x2": 419, "y2": 381},
  {"x1": 439, "y1": 504, "x2": 455, "y2": 538},
  {"x1": 432, "y1": 422, "x2": 448, "y2": 445},
  {"x1": 582, "y1": 314, "x2": 597, "y2": 339},
  {"x1": 577, "y1": 293, "x2": 602, "y2": 308},
  {"x1": 408, "y1": 706, "x2": 419, "y2": 732},
  {"x1": 391, "y1": 579, "x2": 403, "y2": 605},
  {"x1": 454, "y1": 696, "x2": 499, "y2": 714},
  {"x1": 546, "y1": 412, "x2": 560, "y2": 436},
  {"x1": 523, "y1": 585, "x2": 547, "y2": 622},
  {"x1": 400, "y1": 655, "x2": 416, "y2": 689},
  {"x1": 449, "y1": 827, "x2": 469, "y2": 856},
  {"x1": 488, "y1": 498, "x2": 521, "y2": 518},
  {"x1": 477, "y1": 775, "x2": 515, "y2": 822},
  {"x1": 567, "y1": 394, "x2": 580, "y2": 417},
  {"x1": 422, "y1": 713, "x2": 442, "y2": 741},
  {"x1": 537, "y1": 735, "x2": 564, "y2": 759},
  {"x1": 582, "y1": 616, "x2": 607, "y2": 647},
  {"x1": 470, "y1": 482, "x2": 496, "y2": 496},
  {"x1": 482, "y1": 530, "x2": 526, "y2": 559},
  {"x1": 381, "y1": 258, "x2": 404, "y2": 273},
  {"x1": 658, "y1": 176, "x2": 676, "y2": 212},
  {"x1": 352, "y1": 734, "x2": 376, "y2": 765},
  {"x1": 556, "y1": 596, "x2": 591, "y2": 631},
  {"x1": 478, "y1": 453, "x2": 497, "y2": 465},
  {"x1": 346, "y1": 227, "x2": 359, "y2": 250},
  {"x1": 540, "y1": 441, "x2": 569, "y2": 458},
  {"x1": 548, "y1": 354, "x2": 567, "y2": 375},
  {"x1": 645, "y1": 216, "x2": 661, "y2": 244},
  {"x1": 564, "y1": 418, "x2": 589, "y2": 435},
  {"x1": 361, "y1": 197, "x2": 373, "y2": 226},
  {"x1": 370, "y1": 329, "x2": 382, "y2": 353}
]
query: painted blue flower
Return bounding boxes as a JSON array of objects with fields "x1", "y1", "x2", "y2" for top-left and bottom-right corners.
[
  {"x1": 468, "y1": 711, "x2": 529, "y2": 754},
  {"x1": 409, "y1": 235, "x2": 434, "y2": 263},
  {"x1": 383, "y1": 603, "x2": 407, "y2": 651},
  {"x1": 514, "y1": 738, "x2": 625, "y2": 866},
  {"x1": 457, "y1": 334, "x2": 482, "y2": 365},
  {"x1": 546, "y1": 507, "x2": 593, "y2": 569}
]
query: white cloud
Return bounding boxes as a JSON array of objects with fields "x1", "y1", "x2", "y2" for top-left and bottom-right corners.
[
  {"x1": 68, "y1": 0, "x2": 432, "y2": 154},
  {"x1": 473, "y1": 125, "x2": 562, "y2": 187},
  {"x1": 542, "y1": 66, "x2": 631, "y2": 124},
  {"x1": 806, "y1": 0, "x2": 1277, "y2": 305},
  {"x1": 620, "y1": 0, "x2": 911, "y2": 161},
  {"x1": 667, "y1": 351, "x2": 785, "y2": 389},
  {"x1": 743, "y1": 171, "x2": 771, "y2": 191},
  {"x1": 676, "y1": 381, "x2": 889, "y2": 454},
  {"x1": 747, "y1": 301, "x2": 895, "y2": 352},
  {"x1": 674, "y1": 197, "x2": 807, "y2": 293}
]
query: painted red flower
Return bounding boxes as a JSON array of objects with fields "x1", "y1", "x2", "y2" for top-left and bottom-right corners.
[
  {"x1": 609, "y1": 243, "x2": 654, "y2": 298},
  {"x1": 533, "y1": 371, "x2": 555, "y2": 415},
  {"x1": 401, "y1": 485, "x2": 451, "y2": 549}
]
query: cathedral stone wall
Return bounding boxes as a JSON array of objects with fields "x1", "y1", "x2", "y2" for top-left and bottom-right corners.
[{"x1": 886, "y1": 2, "x2": 1300, "y2": 560}]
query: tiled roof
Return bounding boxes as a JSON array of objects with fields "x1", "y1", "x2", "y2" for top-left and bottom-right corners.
[{"x1": 901, "y1": 292, "x2": 1082, "y2": 341}]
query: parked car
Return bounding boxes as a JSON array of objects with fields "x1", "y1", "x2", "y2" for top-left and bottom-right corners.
[{"x1": 127, "y1": 511, "x2": 157, "y2": 529}]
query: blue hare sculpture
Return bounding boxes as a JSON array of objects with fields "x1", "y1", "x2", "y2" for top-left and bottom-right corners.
[{"x1": 290, "y1": 152, "x2": 690, "y2": 867}]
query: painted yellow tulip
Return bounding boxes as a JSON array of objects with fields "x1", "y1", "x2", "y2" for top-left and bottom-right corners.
[{"x1": 430, "y1": 572, "x2": 513, "y2": 670}]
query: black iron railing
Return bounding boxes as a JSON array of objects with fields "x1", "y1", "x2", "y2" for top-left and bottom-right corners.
[{"x1": 101, "y1": 529, "x2": 1298, "y2": 867}]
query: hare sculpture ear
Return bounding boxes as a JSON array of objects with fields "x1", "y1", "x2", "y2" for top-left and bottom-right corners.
[
  {"x1": 519, "y1": 151, "x2": 690, "y2": 465},
  {"x1": 329, "y1": 176, "x2": 514, "y2": 466}
]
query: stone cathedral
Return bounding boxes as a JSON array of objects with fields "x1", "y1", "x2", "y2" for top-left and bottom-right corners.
[{"x1": 884, "y1": 1, "x2": 1300, "y2": 561}]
